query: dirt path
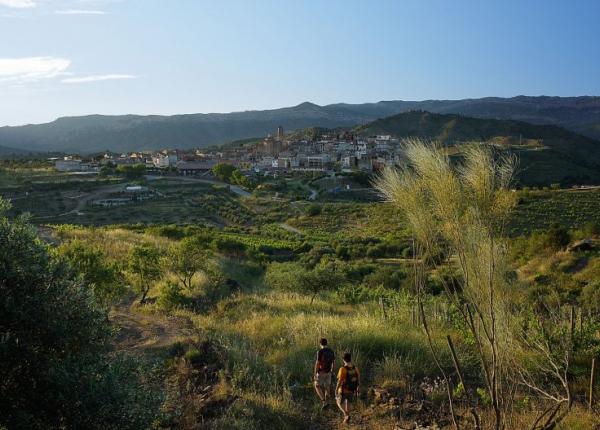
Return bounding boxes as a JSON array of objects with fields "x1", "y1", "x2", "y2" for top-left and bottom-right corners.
[
  {"x1": 110, "y1": 302, "x2": 195, "y2": 353},
  {"x1": 279, "y1": 222, "x2": 304, "y2": 235}
]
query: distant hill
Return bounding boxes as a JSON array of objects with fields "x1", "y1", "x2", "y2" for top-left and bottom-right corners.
[
  {"x1": 0, "y1": 103, "x2": 376, "y2": 154},
  {"x1": 355, "y1": 111, "x2": 600, "y2": 186},
  {"x1": 1, "y1": 96, "x2": 600, "y2": 154},
  {"x1": 0, "y1": 144, "x2": 29, "y2": 157}
]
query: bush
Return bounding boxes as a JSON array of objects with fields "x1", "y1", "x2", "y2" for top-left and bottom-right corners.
[
  {"x1": 157, "y1": 281, "x2": 189, "y2": 311},
  {"x1": 212, "y1": 237, "x2": 247, "y2": 258},
  {"x1": 545, "y1": 223, "x2": 571, "y2": 250},
  {"x1": 581, "y1": 281, "x2": 600, "y2": 312},
  {"x1": 265, "y1": 261, "x2": 345, "y2": 303},
  {"x1": 305, "y1": 204, "x2": 321, "y2": 216},
  {"x1": 0, "y1": 198, "x2": 158, "y2": 429},
  {"x1": 54, "y1": 240, "x2": 125, "y2": 306},
  {"x1": 362, "y1": 265, "x2": 407, "y2": 290}
]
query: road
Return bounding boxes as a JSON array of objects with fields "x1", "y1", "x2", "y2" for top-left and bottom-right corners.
[{"x1": 35, "y1": 183, "x2": 127, "y2": 219}]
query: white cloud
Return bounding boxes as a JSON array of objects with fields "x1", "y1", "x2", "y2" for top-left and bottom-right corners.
[
  {"x1": 61, "y1": 74, "x2": 137, "y2": 84},
  {"x1": 0, "y1": 57, "x2": 71, "y2": 83},
  {"x1": 0, "y1": 0, "x2": 35, "y2": 8},
  {"x1": 54, "y1": 9, "x2": 106, "y2": 15}
]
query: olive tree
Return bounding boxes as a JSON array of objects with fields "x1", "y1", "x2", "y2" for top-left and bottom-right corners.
[
  {"x1": 265, "y1": 261, "x2": 344, "y2": 304},
  {"x1": 167, "y1": 236, "x2": 213, "y2": 292},
  {"x1": 55, "y1": 240, "x2": 125, "y2": 306},
  {"x1": 127, "y1": 244, "x2": 162, "y2": 303}
]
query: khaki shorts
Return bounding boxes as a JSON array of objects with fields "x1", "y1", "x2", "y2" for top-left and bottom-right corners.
[{"x1": 314, "y1": 371, "x2": 332, "y2": 389}]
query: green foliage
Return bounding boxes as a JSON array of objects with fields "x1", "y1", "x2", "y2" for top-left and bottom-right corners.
[
  {"x1": 265, "y1": 261, "x2": 345, "y2": 303},
  {"x1": 116, "y1": 163, "x2": 146, "y2": 179},
  {"x1": 0, "y1": 197, "x2": 157, "y2": 429},
  {"x1": 477, "y1": 387, "x2": 492, "y2": 407},
  {"x1": 127, "y1": 244, "x2": 162, "y2": 303},
  {"x1": 157, "y1": 281, "x2": 189, "y2": 311},
  {"x1": 212, "y1": 237, "x2": 247, "y2": 258},
  {"x1": 335, "y1": 283, "x2": 390, "y2": 304},
  {"x1": 305, "y1": 203, "x2": 321, "y2": 216},
  {"x1": 362, "y1": 265, "x2": 407, "y2": 290},
  {"x1": 212, "y1": 163, "x2": 237, "y2": 182},
  {"x1": 55, "y1": 240, "x2": 125, "y2": 305},
  {"x1": 98, "y1": 164, "x2": 114, "y2": 177},
  {"x1": 581, "y1": 281, "x2": 600, "y2": 313},
  {"x1": 545, "y1": 222, "x2": 571, "y2": 250},
  {"x1": 168, "y1": 236, "x2": 212, "y2": 291}
]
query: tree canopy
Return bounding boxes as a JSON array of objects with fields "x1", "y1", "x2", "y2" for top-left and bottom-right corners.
[{"x1": 0, "y1": 198, "x2": 156, "y2": 429}]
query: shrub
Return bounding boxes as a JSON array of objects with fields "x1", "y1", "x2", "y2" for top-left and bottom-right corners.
[
  {"x1": 265, "y1": 261, "x2": 345, "y2": 304},
  {"x1": 157, "y1": 281, "x2": 189, "y2": 311},
  {"x1": 54, "y1": 240, "x2": 125, "y2": 306},
  {"x1": 212, "y1": 237, "x2": 247, "y2": 258},
  {"x1": 305, "y1": 204, "x2": 321, "y2": 216},
  {"x1": 0, "y1": 198, "x2": 158, "y2": 429},
  {"x1": 581, "y1": 281, "x2": 600, "y2": 312},
  {"x1": 362, "y1": 265, "x2": 407, "y2": 290},
  {"x1": 545, "y1": 222, "x2": 571, "y2": 250}
]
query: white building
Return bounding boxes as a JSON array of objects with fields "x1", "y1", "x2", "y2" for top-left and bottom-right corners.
[{"x1": 152, "y1": 153, "x2": 178, "y2": 168}]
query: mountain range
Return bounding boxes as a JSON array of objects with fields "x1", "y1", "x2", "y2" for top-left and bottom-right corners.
[{"x1": 1, "y1": 96, "x2": 600, "y2": 154}]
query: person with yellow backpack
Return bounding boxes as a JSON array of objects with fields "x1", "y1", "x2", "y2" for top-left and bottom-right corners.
[{"x1": 335, "y1": 352, "x2": 360, "y2": 424}]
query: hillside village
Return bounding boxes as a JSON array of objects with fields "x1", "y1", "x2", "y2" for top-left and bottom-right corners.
[{"x1": 53, "y1": 126, "x2": 400, "y2": 177}]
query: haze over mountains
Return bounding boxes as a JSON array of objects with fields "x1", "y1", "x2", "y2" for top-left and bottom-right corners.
[{"x1": 1, "y1": 95, "x2": 600, "y2": 154}]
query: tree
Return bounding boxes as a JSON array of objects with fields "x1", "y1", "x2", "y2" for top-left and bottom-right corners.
[
  {"x1": 54, "y1": 240, "x2": 125, "y2": 306},
  {"x1": 168, "y1": 236, "x2": 212, "y2": 291},
  {"x1": 0, "y1": 198, "x2": 157, "y2": 429},
  {"x1": 212, "y1": 163, "x2": 236, "y2": 182},
  {"x1": 98, "y1": 165, "x2": 114, "y2": 177},
  {"x1": 127, "y1": 244, "x2": 162, "y2": 303},
  {"x1": 116, "y1": 163, "x2": 146, "y2": 179},
  {"x1": 265, "y1": 261, "x2": 344, "y2": 304}
]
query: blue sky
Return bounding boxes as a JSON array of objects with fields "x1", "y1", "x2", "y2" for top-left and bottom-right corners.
[{"x1": 1, "y1": 0, "x2": 599, "y2": 126}]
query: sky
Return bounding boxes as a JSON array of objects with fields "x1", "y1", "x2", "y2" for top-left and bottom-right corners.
[{"x1": 1, "y1": 0, "x2": 600, "y2": 126}]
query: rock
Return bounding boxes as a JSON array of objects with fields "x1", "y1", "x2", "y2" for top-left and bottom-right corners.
[
  {"x1": 372, "y1": 387, "x2": 390, "y2": 404},
  {"x1": 568, "y1": 238, "x2": 594, "y2": 252}
]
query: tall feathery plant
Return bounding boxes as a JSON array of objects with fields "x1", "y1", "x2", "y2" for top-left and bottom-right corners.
[{"x1": 376, "y1": 139, "x2": 518, "y2": 430}]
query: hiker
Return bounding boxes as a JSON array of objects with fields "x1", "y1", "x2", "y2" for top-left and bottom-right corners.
[
  {"x1": 313, "y1": 337, "x2": 335, "y2": 409},
  {"x1": 336, "y1": 352, "x2": 360, "y2": 424}
]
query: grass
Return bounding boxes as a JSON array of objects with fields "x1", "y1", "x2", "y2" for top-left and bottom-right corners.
[
  {"x1": 48, "y1": 220, "x2": 600, "y2": 429},
  {"x1": 183, "y1": 291, "x2": 448, "y2": 392}
]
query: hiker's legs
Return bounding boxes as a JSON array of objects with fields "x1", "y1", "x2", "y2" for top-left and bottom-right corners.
[
  {"x1": 342, "y1": 399, "x2": 350, "y2": 423},
  {"x1": 314, "y1": 381, "x2": 325, "y2": 402},
  {"x1": 322, "y1": 373, "x2": 331, "y2": 401},
  {"x1": 315, "y1": 372, "x2": 331, "y2": 404},
  {"x1": 336, "y1": 394, "x2": 345, "y2": 414}
]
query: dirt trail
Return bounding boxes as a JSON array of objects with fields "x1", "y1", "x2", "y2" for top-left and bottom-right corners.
[{"x1": 110, "y1": 301, "x2": 194, "y2": 353}]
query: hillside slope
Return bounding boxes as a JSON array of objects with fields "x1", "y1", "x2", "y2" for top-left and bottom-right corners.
[
  {"x1": 356, "y1": 111, "x2": 600, "y2": 186},
  {"x1": 2, "y1": 96, "x2": 600, "y2": 153}
]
